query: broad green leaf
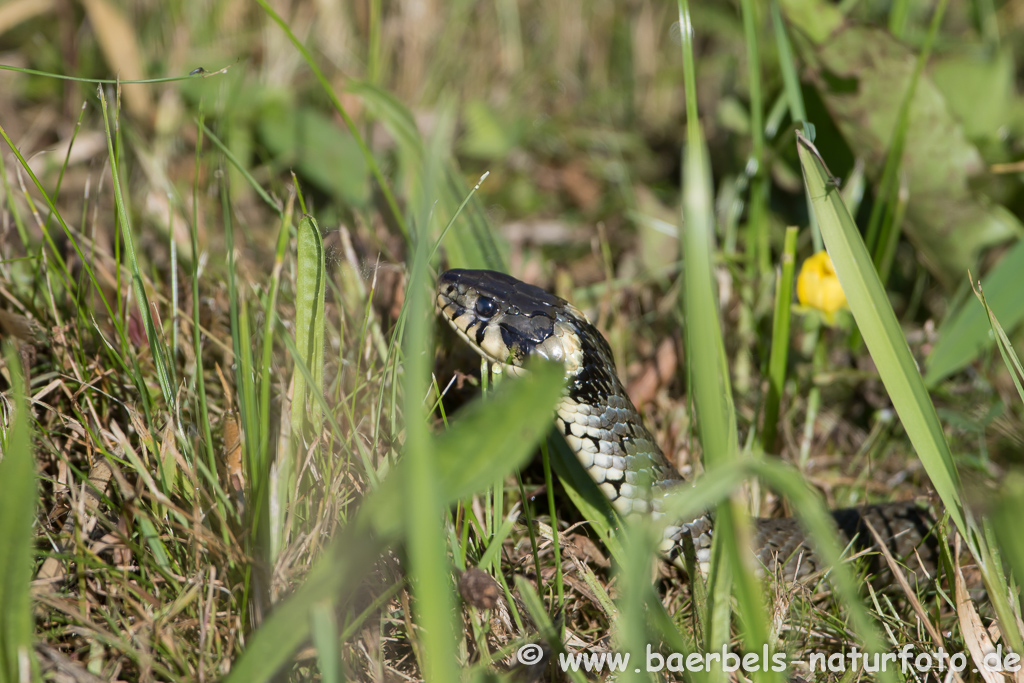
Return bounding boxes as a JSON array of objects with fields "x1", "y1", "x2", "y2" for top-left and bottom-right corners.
[
  {"x1": 931, "y1": 49, "x2": 1014, "y2": 142},
  {"x1": 258, "y1": 103, "x2": 369, "y2": 206},
  {"x1": 795, "y1": 24, "x2": 1022, "y2": 289},
  {"x1": 926, "y1": 239, "x2": 1024, "y2": 385},
  {"x1": 362, "y1": 361, "x2": 566, "y2": 538},
  {"x1": 796, "y1": 133, "x2": 968, "y2": 541},
  {"x1": 459, "y1": 100, "x2": 522, "y2": 160}
]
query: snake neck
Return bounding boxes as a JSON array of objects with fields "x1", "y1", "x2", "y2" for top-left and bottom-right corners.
[{"x1": 551, "y1": 320, "x2": 714, "y2": 569}]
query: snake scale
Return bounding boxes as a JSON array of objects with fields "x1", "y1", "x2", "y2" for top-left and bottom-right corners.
[{"x1": 437, "y1": 268, "x2": 939, "y2": 585}]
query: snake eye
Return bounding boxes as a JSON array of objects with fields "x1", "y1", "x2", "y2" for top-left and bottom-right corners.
[{"x1": 475, "y1": 297, "x2": 499, "y2": 319}]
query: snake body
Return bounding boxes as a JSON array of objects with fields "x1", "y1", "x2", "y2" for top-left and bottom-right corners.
[{"x1": 436, "y1": 269, "x2": 938, "y2": 584}]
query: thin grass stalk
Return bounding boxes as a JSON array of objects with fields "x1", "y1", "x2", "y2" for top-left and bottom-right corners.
[
  {"x1": 0, "y1": 135, "x2": 29, "y2": 249},
  {"x1": 220, "y1": 169, "x2": 263, "y2": 537},
  {"x1": 190, "y1": 112, "x2": 217, "y2": 490},
  {"x1": 770, "y1": 0, "x2": 821, "y2": 252},
  {"x1": 259, "y1": 192, "x2": 295, "y2": 464},
  {"x1": 798, "y1": 331, "x2": 824, "y2": 470},
  {"x1": 367, "y1": 0, "x2": 382, "y2": 84},
  {"x1": 740, "y1": 0, "x2": 770, "y2": 276},
  {"x1": 762, "y1": 226, "x2": 798, "y2": 451},
  {"x1": 864, "y1": 0, "x2": 949, "y2": 257},
  {"x1": 973, "y1": 280, "x2": 1024, "y2": 407},
  {"x1": 169, "y1": 198, "x2": 178, "y2": 381},
  {"x1": 875, "y1": 172, "x2": 909, "y2": 286},
  {"x1": 0, "y1": 121, "x2": 120, "y2": 347},
  {"x1": 540, "y1": 439, "x2": 565, "y2": 620},
  {"x1": 888, "y1": 0, "x2": 910, "y2": 37},
  {"x1": 200, "y1": 122, "x2": 283, "y2": 217},
  {"x1": 42, "y1": 101, "x2": 87, "y2": 234}
]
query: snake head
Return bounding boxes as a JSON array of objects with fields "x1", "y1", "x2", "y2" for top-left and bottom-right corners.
[{"x1": 436, "y1": 269, "x2": 586, "y2": 376}]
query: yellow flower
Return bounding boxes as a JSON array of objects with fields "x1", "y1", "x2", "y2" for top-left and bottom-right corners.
[{"x1": 796, "y1": 250, "x2": 848, "y2": 321}]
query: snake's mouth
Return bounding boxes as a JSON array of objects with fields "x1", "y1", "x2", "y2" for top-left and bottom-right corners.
[{"x1": 436, "y1": 291, "x2": 530, "y2": 377}]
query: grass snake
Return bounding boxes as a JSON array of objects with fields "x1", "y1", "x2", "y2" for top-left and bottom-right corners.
[{"x1": 436, "y1": 268, "x2": 939, "y2": 585}]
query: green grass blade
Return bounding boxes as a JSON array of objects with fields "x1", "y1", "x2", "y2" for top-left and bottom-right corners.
[
  {"x1": 750, "y1": 459, "x2": 892, "y2": 676},
  {"x1": 292, "y1": 215, "x2": 326, "y2": 439},
  {"x1": 679, "y1": 0, "x2": 753, "y2": 658},
  {"x1": 363, "y1": 360, "x2": 565, "y2": 538},
  {"x1": 762, "y1": 226, "x2": 798, "y2": 451},
  {"x1": 972, "y1": 278, "x2": 1024, "y2": 405},
  {"x1": 311, "y1": 601, "x2": 340, "y2": 683},
  {"x1": 223, "y1": 526, "x2": 388, "y2": 683},
  {"x1": 739, "y1": 0, "x2": 769, "y2": 276},
  {"x1": 0, "y1": 347, "x2": 37, "y2": 683},
  {"x1": 346, "y1": 80, "x2": 505, "y2": 270},
  {"x1": 402, "y1": 110, "x2": 459, "y2": 682},
  {"x1": 273, "y1": 214, "x2": 326, "y2": 559},
  {"x1": 98, "y1": 87, "x2": 176, "y2": 415},
  {"x1": 795, "y1": 132, "x2": 969, "y2": 542},
  {"x1": 770, "y1": 0, "x2": 822, "y2": 252},
  {"x1": 548, "y1": 434, "x2": 625, "y2": 563}
]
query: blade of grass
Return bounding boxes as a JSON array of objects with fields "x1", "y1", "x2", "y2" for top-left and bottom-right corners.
[
  {"x1": 739, "y1": 0, "x2": 770, "y2": 277},
  {"x1": 348, "y1": 80, "x2": 505, "y2": 270},
  {"x1": 402, "y1": 109, "x2": 458, "y2": 683},
  {"x1": 0, "y1": 346, "x2": 37, "y2": 683},
  {"x1": 770, "y1": 0, "x2": 822, "y2": 252},
  {"x1": 271, "y1": 214, "x2": 325, "y2": 560},
  {"x1": 796, "y1": 130, "x2": 968, "y2": 540},
  {"x1": 794, "y1": 130, "x2": 1024, "y2": 654},
  {"x1": 863, "y1": 0, "x2": 949, "y2": 259},
  {"x1": 762, "y1": 226, "x2": 798, "y2": 451},
  {"x1": 679, "y1": 0, "x2": 757, "y2": 663},
  {"x1": 971, "y1": 277, "x2": 1024, "y2": 406}
]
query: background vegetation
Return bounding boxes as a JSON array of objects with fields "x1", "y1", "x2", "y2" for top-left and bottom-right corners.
[{"x1": 1, "y1": 0, "x2": 1024, "y2": 681}]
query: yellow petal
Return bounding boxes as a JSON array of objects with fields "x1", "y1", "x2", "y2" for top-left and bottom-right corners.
[{"x1": 796, "y1": 250, "x2": 848, "y2": 316}]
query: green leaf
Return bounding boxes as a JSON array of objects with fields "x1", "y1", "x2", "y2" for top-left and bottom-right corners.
[
  {"x1": 931, "y1": 48, "x2": 1014, "y2": 142},
  {"x1": 795, "y1": 132, "x2": 969, "y2": 542},
  {"x1": 258, "y1": 103, "x2": 369, "y2": 206},
  {"x1": 926, "y1": 239, "x2": 1024, "y2": 385},
  {"x1": 292, "y1": 215, "x2": 326, "y2": 438},
  {"x1": 362, "y1": 361, "x2": 566, "y2": 538},
  {"x1": 798, "y1": 25, "x2": 1022, "y2": 289},
  {"x1": 459, "y1": 100, "x2": 521, "y2": 160}
]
